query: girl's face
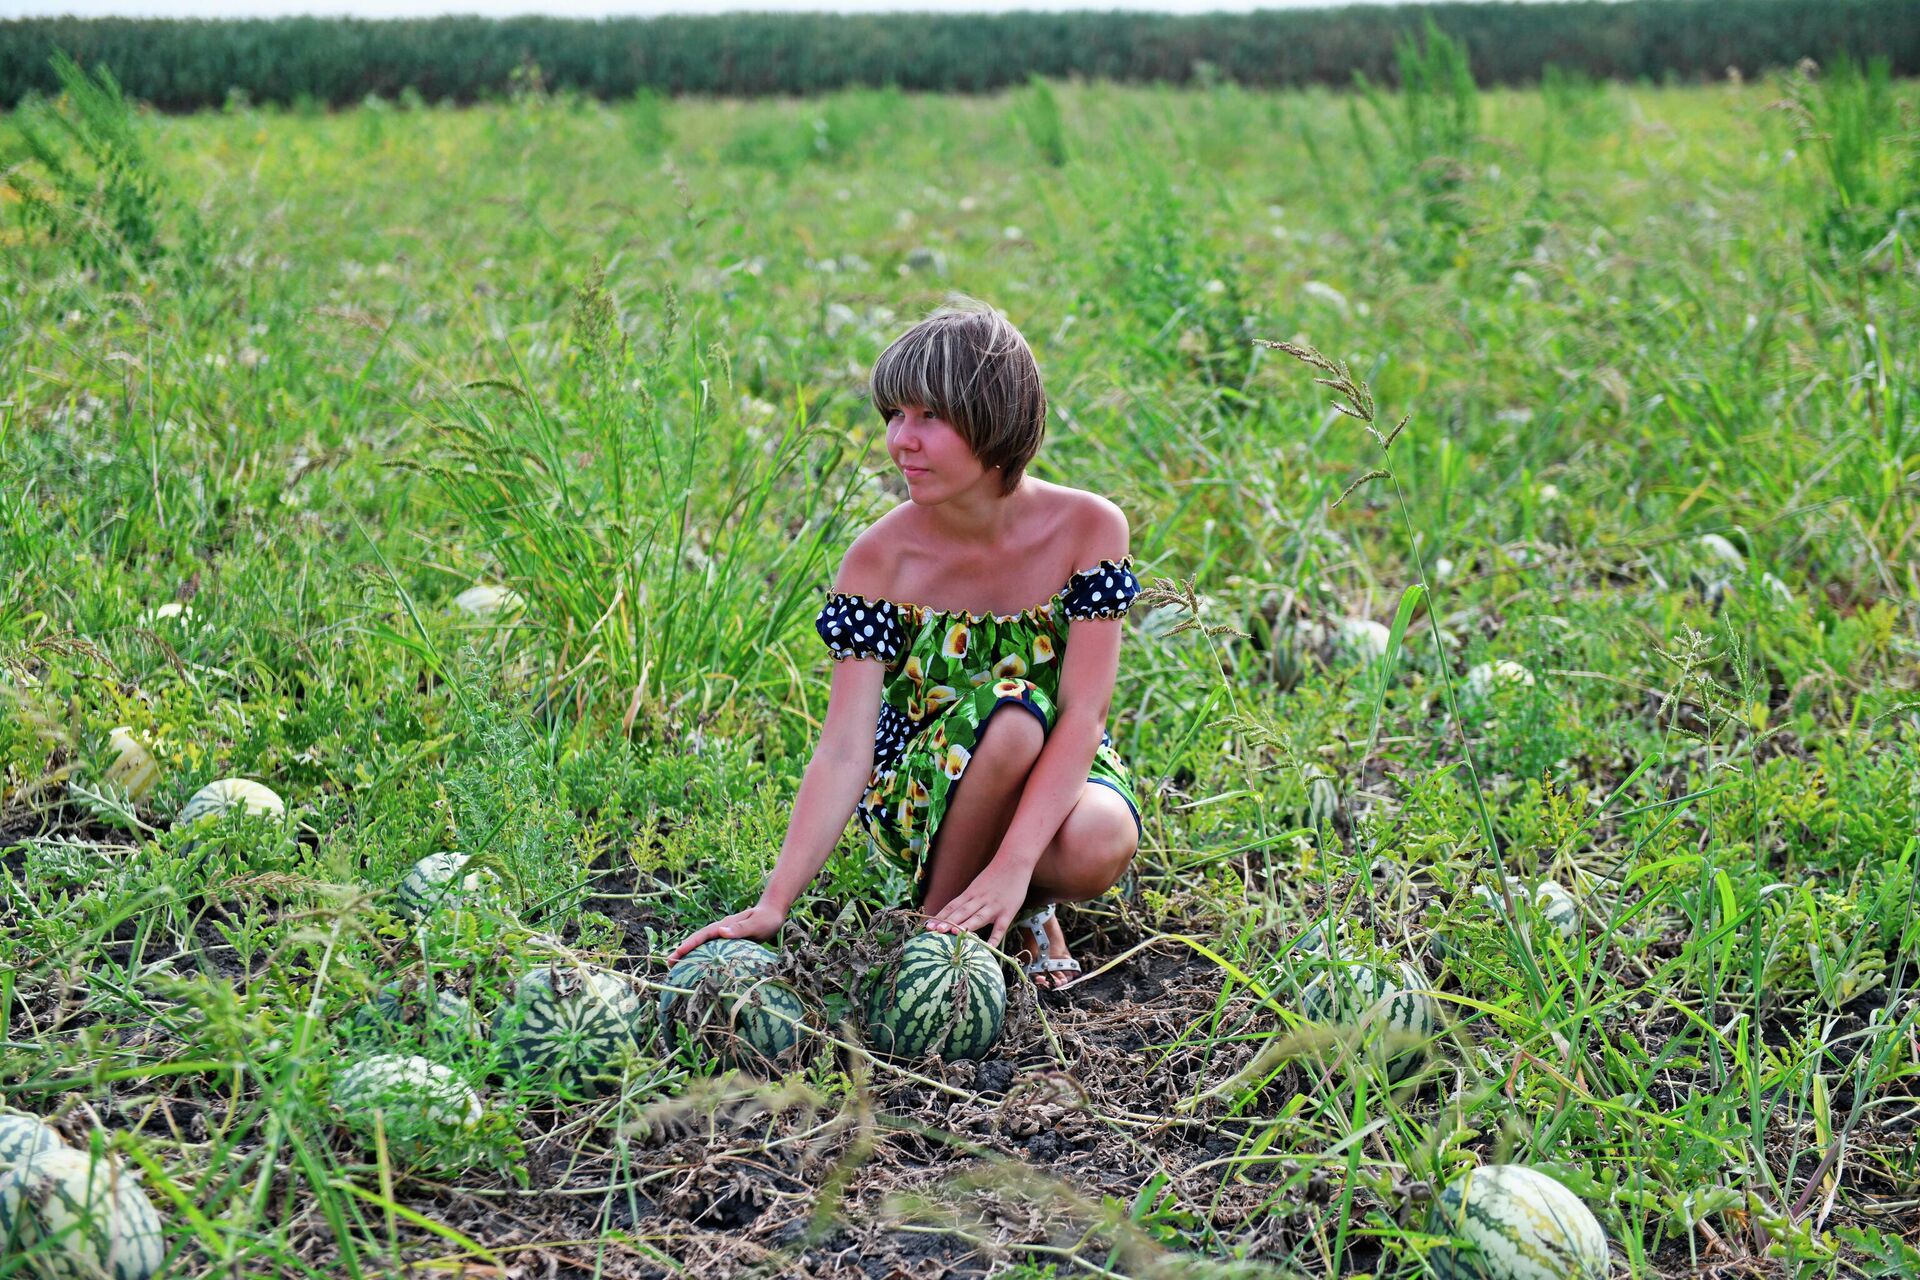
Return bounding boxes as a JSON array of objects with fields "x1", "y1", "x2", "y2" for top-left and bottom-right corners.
[{"x1": 885, "y1": 402, "x2": 989, "y2": 502}]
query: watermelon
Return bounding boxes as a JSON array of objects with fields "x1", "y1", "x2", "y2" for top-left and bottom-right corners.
[
  {"x1": 1464, "y1": 661, "x2": 1535, "y2": 700},
  {"x1": 452, "y1": 584, "x2": 524, "y2": 620},
  {"x1": 0, "y1": 1145, "x2": 166, "y2": 1280},
  {"x1": 1298, "y1": 957, "x2": 1437, "y2": 1082},
  {"x1": 1533, "y1": 881, "x2": 1579, "y2": 940},
  {"x1": 1303, "y1": 765, "x2": 1340, "y2": 830},
  {"x1": 347, "y1": 982, "x2": 477, "y2": 1045},
  {"x1": 863, "y1": 929, "x2": 1005, "y2": 1062},
  {"x1": 658, "y1": 940, "x2": 805, "y2": 1068},
  {"x1": 1293, "y1": 920, "x2": 1347, "y2": 960},
  {"x1": 657, "y1": 939, "x2": 779, "y2": 1024},
  {"x1": 1426, "y1": 1164, "x2": 1608, "y2": 1279},
  {"x1": 395, "y1": 853, "x2": 499, "y2": 919},
  {"x1": 331, "y1": 1054, "x2": 481, "y2": 1162},
  {"x1": 178, "y1": 778, "x2": 284, "y2": 826},
  {"x1": 0, "y1": 1114, "x2": 65, "y2": 1169},
  {"x1": 1336, "y1": 617, "x2": 1391, "y2": 661},
  {"x1": 101, "y1": 729, "x2": 160, "y2": 802},
  {"x1": 493, "y1": 964, "x2": 645, "y2": 1096}
]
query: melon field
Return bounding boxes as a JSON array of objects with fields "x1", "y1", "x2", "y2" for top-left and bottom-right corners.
[{"x1": 3, "y1": 45, "x2": 1919, "y2": 1280}]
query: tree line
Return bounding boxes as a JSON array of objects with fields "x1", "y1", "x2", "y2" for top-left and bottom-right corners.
[{"x1": 1, "y1": 0, "x2": 1915, "y2": 111}]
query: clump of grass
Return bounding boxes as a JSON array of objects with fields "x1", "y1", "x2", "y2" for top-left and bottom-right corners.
[
  {"x1": 1013, "y1": 73, "x2": 1070, "y2": 168},
  {"x1": 5, "y1": 50, "x2": 208, "y2": 288},
  {"x1": 1773, "y1": 53, "x2": 1919, "y2": 259}
]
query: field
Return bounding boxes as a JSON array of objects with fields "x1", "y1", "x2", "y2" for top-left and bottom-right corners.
[{"x1": 3, "y1": 47, "x2": 1919, "y2": 1280}]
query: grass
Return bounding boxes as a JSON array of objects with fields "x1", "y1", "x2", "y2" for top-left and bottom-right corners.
[{"x1": 1, "y1": 50, "x2": 1918, "y2": 1280}]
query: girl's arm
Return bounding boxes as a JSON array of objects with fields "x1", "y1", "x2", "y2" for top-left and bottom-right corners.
[
  {"x1": 666, "y1": 653, "x2": 883, "y2": 962},
  {"x1": 755, "y1": 655, "x2": 883, "y2": 917},
  {"x1": 667, "y1": 537, "x2": 891, "y2": 962}
]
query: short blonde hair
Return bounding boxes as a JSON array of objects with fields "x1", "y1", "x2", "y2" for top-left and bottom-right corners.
[{"x1": 868, "y1": 296, "x2": 1046, "y2": 496}]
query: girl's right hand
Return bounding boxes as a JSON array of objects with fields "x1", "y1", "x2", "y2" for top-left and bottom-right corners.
[{"x1": 667, "y1": 902, "x2": 787, "y2": 964}]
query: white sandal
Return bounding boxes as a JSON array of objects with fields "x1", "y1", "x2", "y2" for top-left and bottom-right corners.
[{"x1": 1019, "y1": 903, "x2": 1083, "y2": 989}]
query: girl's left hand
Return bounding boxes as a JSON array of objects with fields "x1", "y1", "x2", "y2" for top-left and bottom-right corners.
[{"x1": 924, "y1": 860, "x2": 1034, "y2": 951}]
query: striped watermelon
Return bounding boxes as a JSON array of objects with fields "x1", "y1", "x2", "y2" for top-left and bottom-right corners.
[
  {"x1": 0, "y1": 1113, "x2": 65, "y2": 1169},
  {"x1": 657, "y1": 939, "x2": 779, "y2": 1023},
  {"x1": 348, "y1": 982, "x2": 477, "y2": 1045},
  {"x1": 863, "y1": 930, "x2": 1005, "y2": 1062},
  {"x1": 1533, "y1": 881, "x2": 1579, "y2": 940},
  {"x1": 659, "y1": 940, "x2": 805, "y2": 1069},
  {"x1": 0, "y1": 1145, "x2": 166, "y2": 1280},
  {"x1": 493, "y1": 964, "x2": 645, "y2": 1096},
  {"x1": 101, "y1": 728, "x2": 160, "y2": 802},
  {"x1": 395, "y1": 853, "x2": 499, "y2": 919},
  {"x1": 1298, "y1": 957, "x2": 1437, "y2": 1082},
  {"x1": 1426, "y1": 1164, "x2": 1608, "y2": 1279},
  {"x1": 332, "y1": 1055, "x2": 482, "y2": 1160},
  {"x1": 178, "y1": 778, "x2": 284, "y2": 826}
]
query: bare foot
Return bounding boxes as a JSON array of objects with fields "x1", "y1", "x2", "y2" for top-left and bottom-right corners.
[{"x1": 1014, "y1": 912, "x2": 1080, "y2": 989}]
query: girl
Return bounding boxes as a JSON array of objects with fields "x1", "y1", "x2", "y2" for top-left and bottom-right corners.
[{"x1": 668, "y1": 298, "x2": 1143, "y2": 990}]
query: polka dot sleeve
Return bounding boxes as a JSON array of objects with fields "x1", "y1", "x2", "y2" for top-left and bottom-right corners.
[
  {"x1": 815, "y1": 592, "x2": 907, "y2": 662},
  {"x1": 1061, "y1": 558, "x2": 1140, "y2": 621}
]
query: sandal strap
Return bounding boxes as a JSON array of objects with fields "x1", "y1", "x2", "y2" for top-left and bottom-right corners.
[{"x1": 1025, "y1": 956, "x2": 1082, "y2": 975}]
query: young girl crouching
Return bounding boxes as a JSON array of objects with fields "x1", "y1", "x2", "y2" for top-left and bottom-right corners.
[{"x1": 670, "y1": 297, "x2": 1143, "y2": 990}]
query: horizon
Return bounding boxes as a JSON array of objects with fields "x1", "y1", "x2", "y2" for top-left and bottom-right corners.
[{"x1": 3, "y1": 0, "x2": 1607, "y2": 17}]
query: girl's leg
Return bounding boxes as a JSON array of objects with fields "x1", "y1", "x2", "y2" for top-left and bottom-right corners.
[
  {"x1": 1028, "y1": 783, "x2": 1139, "y2": 901},
  {"x1": 916, "y1": 705, "x2": 1046, "y2": 918}
]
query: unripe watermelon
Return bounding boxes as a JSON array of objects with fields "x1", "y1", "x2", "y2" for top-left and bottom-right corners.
[
  {"x1": 1426, "y1": 1164, "x2": 1608, "y2": 1279},
  {"x1": 0, "y1": 1145, "x2": 166, "y2": 1280},
  {"x1": 659, "y1": 940, "x2": 806, "y2": 1069},
  {"x1": 1298, "y1": 957, "x2": 1436, "y2": 1082},
  {"x1": 332, "y1": 1054, "x2": 482, "y2": 1163},
  {"x1": 347, "y1": 982, "x2": 478, "y2": 1045},
  {"x1": 101, "y1": 728, "x2": 160, "y2": 802},
  {"x1": 863, "y1": 930, "x2": 1005, "y2": 1062},
  {"x1": 395, "y1": 853, "x2": 499, "y2": 919},
  {"x1": 493, "y1": 964, "x2": 645, "y2": 1096},
  {"x1": 1533, "y1": 881, "x2": 1579, "y2": 940},
  {"x1": 0, "y1": 1113, "x2": 65, "y2": 1169},
  {"x1": 452, "y1": 584, "x2": 524, "y2": 620},
  {"x1": 178, "y1": 778, "x2": 284, "y2": 826}
]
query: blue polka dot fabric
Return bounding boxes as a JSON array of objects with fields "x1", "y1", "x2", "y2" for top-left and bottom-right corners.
[
  {"x1": 814, "y1": 594, "x2": 907, "y2": 662},
  {"x1": 1060, "y1": 558, "x2": 1141, "y2": 620}
]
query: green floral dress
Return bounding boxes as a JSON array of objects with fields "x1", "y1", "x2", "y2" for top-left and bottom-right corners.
[{"x1": 815, "y1": 556, "x2": 1144, "y2": 906}]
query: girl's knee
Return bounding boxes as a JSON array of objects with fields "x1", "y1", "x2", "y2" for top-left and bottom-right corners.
[{"x1": 972, "y1": 703, "x2": 1045, "y2": 773}]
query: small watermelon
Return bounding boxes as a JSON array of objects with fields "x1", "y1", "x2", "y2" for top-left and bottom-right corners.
[
  {"x1": 101, "y1": 728, "x2": 160, "y2": 802},
  {"x1": 347, "y1": 982, "x2": 478, "y2": 1045},
  {"x1": 1533, "y1": 881, "x2": 1579, "y2": 940},
  {"x1": 1298, "y1": 957, "x2": 1437, "y2": 1082},
  {"x1": 657, "y1": 939, "x2": 779, "y2": 1024},
  {"x1": 863, "y1": 929, "x2": 1005, "y2": 1062},
  {"x1": 658, "y1": 940, "x2": 805, "y2": 1069},
  {"x1": 1426, "y1": 1164, "x2": 1608, "y2": 1279},
  {"x1": 493, "y1": 964, "x2": 645, "y2": 1096},
  {"x1": 0, "y1": 1144, "x2": 166, "y2": 1280},
  {"x1": 395, "y1": 852, "x2": 499, "y2": 919},
  {"x1": 178, "y1": 778, "x2": 284, "y2": 826},
  {"x1": 452, "y1": 584, "x2": 524, "y2": 620},
  {"x1": 0, "y1": 1113, "x2": 65, "y2": 1169}
]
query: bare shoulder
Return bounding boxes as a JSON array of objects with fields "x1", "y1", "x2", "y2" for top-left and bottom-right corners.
[
  {"x1": 831, "y1": 504, "x2": 912, "y2": 599},
  {"x1": 1046, "y1": 484, "x2": 1130, "y2": 563}
]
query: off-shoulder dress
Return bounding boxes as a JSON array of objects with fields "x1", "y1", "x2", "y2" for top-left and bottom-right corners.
[{"x1": 814, "y1": 556, "x2": 1144, "y2": 906}]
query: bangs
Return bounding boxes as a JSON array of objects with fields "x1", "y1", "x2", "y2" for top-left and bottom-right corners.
[
  {"x1": 868, "y1": 320, "x2": 995, "y2": 426},
  {"x1": 867, "y1": 298, "x2": 1047, "y2": 492}
]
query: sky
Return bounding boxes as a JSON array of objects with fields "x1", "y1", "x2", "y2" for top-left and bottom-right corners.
[{"x1": 5, "y1": 0, "x2": 1539, "y2": 16}]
